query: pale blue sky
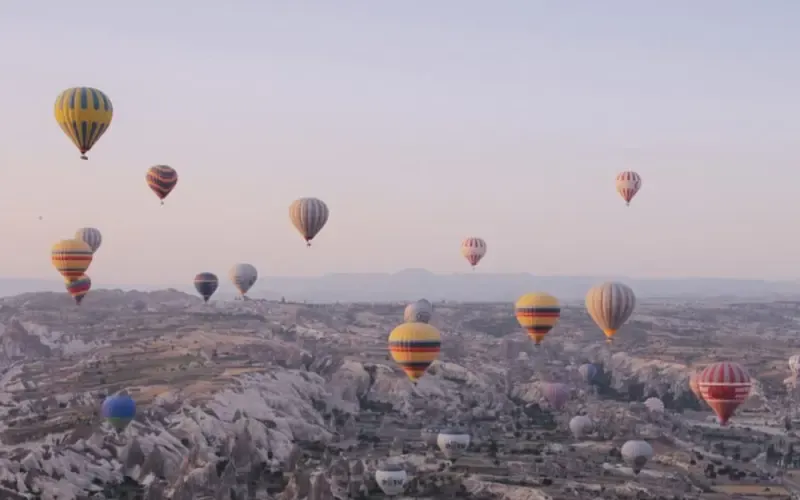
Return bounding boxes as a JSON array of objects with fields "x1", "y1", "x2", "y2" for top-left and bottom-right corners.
[{"x1": 0, "y1": 1, "x2": 798, "y2": 283}]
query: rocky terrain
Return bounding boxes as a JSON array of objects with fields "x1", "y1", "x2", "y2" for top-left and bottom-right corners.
[{"x1": 0, "y1": 290, "x2": 798, "y2": 499}]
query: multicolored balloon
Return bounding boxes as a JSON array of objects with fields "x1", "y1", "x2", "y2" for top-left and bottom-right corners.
[
  {"x1": 460, "y1": 237, "x2": 486, "y2": 269},
  {"x1": 54, "y1": 87, "x2": 113, "y2": 160},
  {"x1": 146, "y1": 165, "x2": 179, "y2": 205},
  {"x1": 289, "y1": 197, "x2": 329, "y2": 247},
  {"x1": 697, "y1": 361, "x2": 751, "y2": 426},
  {"x1": 229, "y1": 263, "x2": 258, "y2": 297},
  {"x1": 404, "y1": 299, "x2": 433, "y2": 324},
  {"x1": 585, "y1": 282, "x2": 636, "y2": 343},
  {"x1": 388, "y1": 322, "x2": 441, "y2": 382},
  {"x1": 541, "y1": 382, "x2": 570, "y2": 410},
  {"x1": 193, "y1": 272, "x2": 219, "y2": 303},
  {"x1": 51, "y1": 239, "x2": 93, "y2": 281},
  {"x1": 615, "y1": 171, "x2": 642, "y2": 206},
  {"x1": 66, "y1": 275, "x2": 91, "y2": 305},
  {"x1": 74, "y1": 227, "x2": 102, "y2": 253},
  {"x1": 514, "y1": 292, "x2": 561, "y2": 345},
  {"x1": 101, "y1": 393, "x2": 136, "y2": 432}
]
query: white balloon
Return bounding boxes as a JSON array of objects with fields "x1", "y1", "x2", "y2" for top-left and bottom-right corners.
[
  {"x1": 621, "y1": 440, "x2": 653, "y2": 474},
  {"x1": 644, "y1": 397, "x2": 665, "y2": 413},
  {"x1": 569, "y1": 415, "x2": 593, "y2": 438},
  {"x1": 375, "y1": 465, "x2": 407, "y2": 496},
  {"x1": 437, "y1": 429, "x2": 471, "y2": 459}
]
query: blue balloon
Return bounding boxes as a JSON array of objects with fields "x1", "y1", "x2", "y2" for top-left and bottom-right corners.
[
  {"x1": 101, "y1": 394, "x2": 136, "y2": 431},
  {"x1": 578, "y1": 363, "x2": 598, "y2": 383}
]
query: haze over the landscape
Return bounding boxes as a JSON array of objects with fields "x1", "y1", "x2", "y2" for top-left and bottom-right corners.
[{"x1": 2, "y1": 1, "x2": 799, "y2": 285}]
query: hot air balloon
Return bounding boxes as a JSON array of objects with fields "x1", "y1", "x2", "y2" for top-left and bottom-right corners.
[
  {"x1": 697, "y1": 361, "x2": 751, "y2": 426},
  {"x1": 790, "y1": 355, "x2": 800, "y2": 378},
  {"x1": 404, "y1": 299, "x2": 433, "y2": 324},
  {"x1": 421, "y1": 427, "x2": 440, "y2": 447},
  {"x1": 54, "y1": 87, "x2": 113, "y2": 160},
  {"x1": 615, "y1": 171, "x2": 642, "y2": 206},
  {"x1": 569, "y1": 415, "x2": 593, "y2": 438},
  {"x1": 689, "y1": 371, "x2": 703, "y2": 402},
  {"x1": 578, "y1": 363, "x2": 598, "y2": 384},
  {"x1": 289, "y1": 197, "x2": 329, "y2": 247},
  {"x1": 514, "y1": 292, "x2": 561, "y2": 345},
  {"x1": 66, "y1": 275, "x2": 91, "y2": 305},
  {"x1": 460, "y1": 237, "x2": 486, "y2": 269},
  {"x1": 437, "y1": 428, "x2": 470, "y2": 459},
  {"x1": 388, "y1": 322, "x2": 441, "y2": 382},
  {"x1": 644, "y1": 397, "x2": 665, "y2": 413},
  {"x1": 101, "y1": 394, "x2": 136, "y2": 432},
  {"x1": 146, "y1": 165, "x2": 179, "y2": 205},
  {"x1": 621, "y1": 440, "x2": 653, "y2": 474},
  {"x1": 193, "y1": 272, "x2": 219, "y2": 303},
  {"x1": 375, "y1": 464, "x2": 407, "y2": 496},
  {"x1": 585, "y1": 282, "x2": 636, "y2": 343},
  {"x1": 541, "y1": 382, "x2": 570, "y2": 411},
  {"x1": 74, "y1": 227, "x2": 102, "y2": 253},
  {"x1": 51, "y1": 239, "x2": 93, "y2": 281},
  {"x1": 229, "y1": 263, "x2": 258, "y2": 298}
]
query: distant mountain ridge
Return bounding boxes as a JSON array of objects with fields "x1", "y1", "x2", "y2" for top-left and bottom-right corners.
[{"x1": 3, "y1": 269, "x2": 800, "y2": 302}]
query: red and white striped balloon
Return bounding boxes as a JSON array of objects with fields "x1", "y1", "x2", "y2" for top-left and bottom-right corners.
[
  {"x1": 697, "y1": 361, "x2": 751, "y2": 426},
  {"x1": 460, "y1": 237, "x2": 487, "y2": 269},
  {"x1": 615, "y1": 171, "x2": 642, "y2": 206}
]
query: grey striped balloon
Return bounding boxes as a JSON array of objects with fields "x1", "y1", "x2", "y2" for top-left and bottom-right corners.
[
  {"x1": 229, "y1": 263, "x2": 258, "y2": 296},
  {"x1": 74, "y1": 227, "x2": 102, "y2": 253},
  {"x1": 404, "y1": 299, "x2": 433, "y2": 323},
  {"x1": 289, "y1": 197, "x2": 329, "y2": 247},
  {"x1": 585, "y1": 282, "x2": 636, "y2": 343}
]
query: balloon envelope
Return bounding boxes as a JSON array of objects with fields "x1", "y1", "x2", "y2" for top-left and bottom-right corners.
[
  {"x1": 289, "y1": 197, "x2": 329, "y2": 246},
  {"x1": 697, "y1": 361, "x2": 751, "y2": 425},
  {"x1": 74, "y1": 227, "x2": 102, "y2": 253},
  {"x1": 578, "y1": 363, "x2": 598, "y2": 383},
  {"x1": 541, "y1": 382, "x2": 570, "y2": 410},
  {"x1": 66, "y1": 275, "x2": 91, "y2": 305},
  {"x1": 460, "y1": 237, "x2": 487, "y2": 268},
  {"x1": 615, "y1": 171, "x2": 642, "y2": 205},
  {"x1": 193, "y1": 272, "x2": 219, "y2": 303},
  {"x1": 101, "y1": 394, "x2": 136, "y2": 431},
  {"x1": 388, "y1": 323, "x2": 441, "y2": 382},
  {"x1": 514, "y1": 292, "x2": 560, "y2": 345},
  {"x1": 54, "y1": 87, "x2": 113, "y2": 159},
  {"x1": 585, "y1": 282, "x2": 636, "y2": 342},
  {"x1": 146, "y1": 165, "x2": 179, "y2": 202},
  {"x1": 51, "y1": 239, "x2": 93, "y2": 281},
  {"x1": 569, "y1": 415, "x2": 593, "y2": 438},
  {"x1": 404, "y1": 299, "x2": 433, "y2": 323},
  {"x1": 437, "y1": 429, "x2": 470, "y2": 459},
  {"x1": 621, "y1": 440, "x2": 653, "y2": 474},
  {"x1": 375, "y1": 465, "x2": 407, "y2": 496},
  {"x1": 229, "y1": 263, "x2": 258, "y2": 296}
]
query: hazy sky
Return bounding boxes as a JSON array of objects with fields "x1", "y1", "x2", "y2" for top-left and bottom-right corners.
[{"x1": 1, "y1": 1, "x2": 798, "y2": 283}]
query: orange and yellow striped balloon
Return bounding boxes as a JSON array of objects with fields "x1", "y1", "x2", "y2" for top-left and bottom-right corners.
[
  {"x1": 514, "y1": 292, "x2": 561, "y2": 345},
  {"x1": 388, "y1": 322, "x2": 441, "y2": 382},
  {"x1": 51, "y1": 239, "x2": 93, "y2": 281}
]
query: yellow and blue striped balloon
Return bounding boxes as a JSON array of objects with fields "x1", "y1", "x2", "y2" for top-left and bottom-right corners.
[
  {"x1": 54, "y1": 87, "x2": 113, "y2": 160},
  {"x1": 514, "y1": 292, "x2": 561, "y2": 345},
  {"x1": 388, "y1": 322, "x2": 441, "y2": 382}
]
